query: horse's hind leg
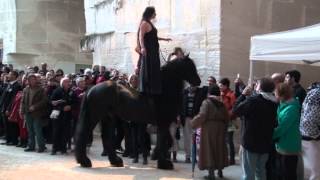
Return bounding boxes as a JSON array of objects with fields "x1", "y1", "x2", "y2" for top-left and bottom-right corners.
[
  {"x1": 75, "y1": 113, "x2": 99, "y2": 168},
  {"x1": 101, "y1": 117, "x2": 124, "y2": 167}
]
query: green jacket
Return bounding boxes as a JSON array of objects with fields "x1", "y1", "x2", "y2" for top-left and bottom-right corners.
[{"x1": 273, "y1": 99, "x2": 301, "y2": 154}]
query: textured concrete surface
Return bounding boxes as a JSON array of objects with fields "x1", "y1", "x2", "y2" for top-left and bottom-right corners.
[{"x1": 0, "y1": 138, "x2": 242, "y2": 180}]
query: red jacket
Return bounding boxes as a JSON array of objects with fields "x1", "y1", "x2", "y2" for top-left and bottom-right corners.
[{"x1": 8, "y1": 91, "x2": 23, "y2": 123}]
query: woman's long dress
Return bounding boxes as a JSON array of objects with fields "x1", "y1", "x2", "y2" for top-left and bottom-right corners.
[{"x1": 138, "y1": 21, "x2": 162, "y2": 95}]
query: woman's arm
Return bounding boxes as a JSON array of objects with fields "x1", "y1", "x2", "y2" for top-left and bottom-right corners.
[{"x1": 191, "y1": 100, "x2": 209, "y2": 129}]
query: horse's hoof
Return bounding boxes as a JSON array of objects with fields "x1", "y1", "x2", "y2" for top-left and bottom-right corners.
[
  {"x1": 157, "y1": 159, "x2": 174, "y2": 170},
  {"x1": 110, "y1": 156, "x2": 124, "y2": 167},
  {"x1": 77, "y1": 157, "x2": 92, "y2": 168}
]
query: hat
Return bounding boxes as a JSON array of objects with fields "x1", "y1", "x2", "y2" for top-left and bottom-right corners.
[{"x1": 208, "y1": 85, "x2": 221, "y2": 96}]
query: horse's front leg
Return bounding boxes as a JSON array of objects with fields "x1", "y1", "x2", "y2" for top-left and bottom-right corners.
[{"x1": 157, "y1": 123, "x2": 174, "y2": 170}]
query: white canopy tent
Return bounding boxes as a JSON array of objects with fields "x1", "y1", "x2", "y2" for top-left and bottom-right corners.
[{"x1": 249, "y1": 23, "x2": 320, "y2": 82}]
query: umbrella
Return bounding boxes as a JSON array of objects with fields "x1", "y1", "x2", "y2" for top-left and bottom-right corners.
[{"x1": 191, "y1": 130, "x2": 197, "y2": 177}]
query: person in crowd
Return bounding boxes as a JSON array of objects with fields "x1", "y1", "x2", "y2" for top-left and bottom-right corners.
[
  {"x1": 191, "y1": 85, "x2": 229, "y2": 180},
  {"x1": 273, "y1": 83, "x2": 302, "y2": 180},
  {"x1": 180, "y1": 85, "x2": 206, "y2": 163},
  {"x1": 169, "y1": 119, "x2": 179, "y2": 162},
  {"x1": 218, "y1": 78, "x2": 237, "y2": 165},
  {"x1": 39, "y1": 63, "x2": 48, "y2": 76},
  {"x1": 128, "y1": 74, "x2": 149, "y2": 164},
  {"x1": 300, "y1": 83, "x2": 320, "y2": 180},
  {"x1": 92, "y1": 65, "x2": 100, "y2": 84},
  {"x1": 33, "y1": 66, "x2": 39, "y2": 73},
  {"x1": 271, "y1": 73, "x2": 285, "y2": 88},
  {"x1": 8, "y1": 75, "x2": 28, "y2": 148},
  {"x1": 50, "y1": 77, "x2": 74, "y2": 155},
  {"x1": 84, "y1": 69, "x2": 95, "y2": 89},
  {"x1": 96, "y1": 66, "x2": 110, "y2": 84},
  {"x1": 233, "y1": 77, "x2": 278, "y2": 180},
  {"x1": 136, "y1": 6, "x2": 171, "y2": 96},
  {"x1": 285, "y1": 70, "x2": 306, "y2": 105},
  {"x1": 234, "y1": 76, "x2": 246, "y2": 98},
  {"x1": 49, "y1": 69, "x2": 55, "y2": 76},
  {"x1": 72, "y1": 77, "x2": 87, "y2": 141},
  {"x1": 284, "y1": 70, "x2": 305, "y2": 180},
  {"x1": 0, "y1": 72, "x2": 9, "y2": 138},
  {"x1": 0, "y1": 70, "x2": 22, "y2": 145},
  {"x1": 167, "y1": 47, "x2": 185, "y2": 61},
  {"x1": 20, "y1": 74, "x2": 48, "y2": 153},
  {"x1": 44, "y1": 77, "x2": 59, "y2": 143}
]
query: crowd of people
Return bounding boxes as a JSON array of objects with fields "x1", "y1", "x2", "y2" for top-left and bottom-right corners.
[
  {"x1": 0, "y1": 61, "x2": 319, "y2": 180},
  {"x1": 189, "y1": 70, "x2": 319, "y2": 180},
  {"x1": 0, "y1": 62, "x2": 145, "y2": 157}
]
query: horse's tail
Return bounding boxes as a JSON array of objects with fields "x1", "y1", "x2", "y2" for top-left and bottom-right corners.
[{"x1": 75, "y1": 92, "x2": 91, "y2": 164}]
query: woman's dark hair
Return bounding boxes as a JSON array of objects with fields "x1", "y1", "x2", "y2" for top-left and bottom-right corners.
[
  {"x1": 208, "y1": 85, "x2": 224, "y2": 108},
  {"x1": 142, "y1": 6, "x2": 156, "y2": 21}
]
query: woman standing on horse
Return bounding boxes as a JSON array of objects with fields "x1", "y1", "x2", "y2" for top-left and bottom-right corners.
[{"x1": 136, "y1": 6, "x2": 171, "y2": 96}]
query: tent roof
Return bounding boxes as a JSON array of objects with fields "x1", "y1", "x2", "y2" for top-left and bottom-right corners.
[{"x1": 250, "y1": 23, "x2": 320, "y2": 66}]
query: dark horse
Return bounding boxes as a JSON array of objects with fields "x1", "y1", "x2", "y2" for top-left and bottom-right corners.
[{"x1": 75, "y1": 55, "x2": 201, "y2": 170}]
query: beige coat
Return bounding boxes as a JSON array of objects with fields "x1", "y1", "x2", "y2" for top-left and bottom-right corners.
[
  {"x1": 191, "y1": 98, "x2": 229, "y2": 170},
  {"x1": 20, "y1": 85, "x2": 48, "y2": 123}
]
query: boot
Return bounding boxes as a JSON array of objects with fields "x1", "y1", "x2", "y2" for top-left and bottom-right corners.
[
  {"x1": 143, "y1": 156, "x2": 148, "y2": 165},
  {"x1": 172, "y1": 151, "x2": 177, "y2": 162},
  {"x1": 204, "y1": 169, "x2": 215, "y2": 180},
  {"x1": 17, "y1": 139, "x2": 27, "y2": 148},
  {"x1": 132, "y1": 157, "x2": 138, "y2": 163}
]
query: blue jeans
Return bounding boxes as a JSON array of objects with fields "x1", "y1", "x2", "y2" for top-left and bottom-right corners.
[
  {"x1": 242, "y1": 148, "x2": 269, "y2": 180},
  {"x1": 25, "y1": 114, "x2": 45, "y2": 149}
]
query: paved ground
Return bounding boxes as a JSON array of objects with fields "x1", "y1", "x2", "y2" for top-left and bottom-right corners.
[{"x1": 0, "y1": 138, "x2": 242, "y2": 180}]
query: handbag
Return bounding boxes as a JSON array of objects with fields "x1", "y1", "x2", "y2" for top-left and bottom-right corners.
[{"x1": 50, "y1": 110, "x2": 60, "y2": 119}]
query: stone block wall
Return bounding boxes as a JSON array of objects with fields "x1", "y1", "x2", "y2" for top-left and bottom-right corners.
[
  {"x1": 86, "y1": 0, "x2": 221, "y2": 85},
  {"x1": 1, "y1": 0, "x2": 92, "y2": 73}
]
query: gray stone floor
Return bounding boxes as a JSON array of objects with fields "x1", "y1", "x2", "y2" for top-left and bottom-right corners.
[{"x1": 0, "y1": 138, "x2": 242, "y2": 180}]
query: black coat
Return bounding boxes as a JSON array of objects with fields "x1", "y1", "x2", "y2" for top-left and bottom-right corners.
[
  {"x1": 51, "y1": 87, "x2": 75, "y2": 119},
  {"x1": 0, "y1": 81, "x2": 22, "y2": 113},
  {"x1": 293, "y1": 84, "x2": 306, "y2": 105},
  {"x1": 180, "y1": 87, "x2": 207, "y2": 125},
  {"x1": 233, "y1": 94, "x2": 278, "y2": 153}
]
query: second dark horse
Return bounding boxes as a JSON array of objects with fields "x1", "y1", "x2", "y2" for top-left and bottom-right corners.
[{"x1": 75, "y1": 55, "x2": 201, "y2": 170}]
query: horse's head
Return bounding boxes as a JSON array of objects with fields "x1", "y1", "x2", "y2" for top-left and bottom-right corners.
[{"x1": 179, "y1": 55, "x2": 201, "y2": 86}]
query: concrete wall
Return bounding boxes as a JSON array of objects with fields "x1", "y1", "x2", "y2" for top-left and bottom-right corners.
[
  {"x1": 220, "y1": 0, "x2": 320, "y2": 87},
  {"x1": 0, "y1": 0, "x2": 17, "y2": 59},
  {"x1": 86, "y1": 0, "x2": 221, "y2": 84},
  {"x1": 2, "y1": 0, "x2": 92, "y2": 73}
]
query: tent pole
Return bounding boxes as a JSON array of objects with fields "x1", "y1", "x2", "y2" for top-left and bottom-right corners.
[{"x1": 249, "y1": 60, "x2": 253, "y2": 85}]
